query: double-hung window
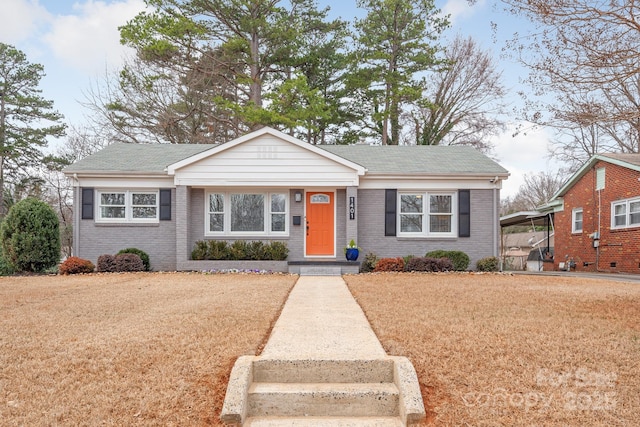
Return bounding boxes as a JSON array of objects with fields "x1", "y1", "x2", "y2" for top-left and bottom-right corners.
[
  {"x1": 612, "y1": 198, "x2": 640, "y2": 229},
  {"x1": 399, "y1": 192, "x2": 456, "y2": 237},
  {"x1": 206, "y1": 191, "x2": 288, "y2": 235},
  {"x1": 97, "y1": 190, "x2": 158, "y2": 222},
  {"x1": 572, "y1": 208, "x2": 583, "y2": 233}
]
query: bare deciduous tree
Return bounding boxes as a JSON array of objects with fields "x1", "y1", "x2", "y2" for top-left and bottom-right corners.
[
  {"x1": 503, "y1": 0, "x2": 640, "y2": 167},
  {"x1": 412, "y1": 35, "x2": 506, "y2": 153}
]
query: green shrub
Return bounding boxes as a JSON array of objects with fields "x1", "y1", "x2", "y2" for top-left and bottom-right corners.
[
  {"x1": 0, "y1": 198, "x2": 60, "y2": 273},
  {"x1": 425, "y1": 250, "x2": 470, "y2": 271},
  {"x1": 59, "y1": 257, "x2": 95, "y2": 275},
  {"x1": 266, "y1": 241, "x2": 289, "y2": 261},
  {"x1": 0, "y1": 251, "x2": 15, "y2": 276},
  {"x1": 373, "y1": 257, "x2": 405, "y2": 272},
  {"x1": 229, "y1": 240, "x2": 249, "y2": 260},
  {"x1": 114, "y1": 253, "x2": 144, "y2": 272},
  {"x1": 191, "y1": 241, "x2": 208, "y2": 260},
  {"x1": 406, "y1": 256, "x2": 454, "y2": 272},
  {"x1": 117, "y1": 248, "x2": 150, "y2": 271},
  {"x1": 247, "y1": 241, "x2": 267, "y2": 260},
  {"x1": 97, "y1": 254, "x2": 117, "y2": 272},
  {"x1": 208, "y1": 240, "x2": 229, "y2": 260},
  {"x1": 476, "y1": 256, "x2": 500, "y2": 272},
  {"x1": 360, "y1": 252, "x2": 378, "y2": 273}
]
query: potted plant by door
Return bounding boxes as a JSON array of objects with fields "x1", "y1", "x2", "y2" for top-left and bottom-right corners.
[{"x1": 344, "y1": 239, "x2": 360, "y2": 261}]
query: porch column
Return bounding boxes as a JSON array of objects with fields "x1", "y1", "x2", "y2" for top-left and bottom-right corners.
[
  {"x1": 346, "y1": 186, "x2": 358, "y2": 247},
  {"x1": 175, "y1": 185, "x2": 190, "y2": 270}
]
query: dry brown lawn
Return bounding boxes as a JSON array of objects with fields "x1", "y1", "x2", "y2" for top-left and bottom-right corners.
[
  {"x1": 345, "y1": 273, "x2": 640, "y2": 426},
  {"x1": 3, "y1": 272, "x2": 639, "y2": 426},
  {"x1": 0, "y1": 272, "x2": 297, "y2": 426}
]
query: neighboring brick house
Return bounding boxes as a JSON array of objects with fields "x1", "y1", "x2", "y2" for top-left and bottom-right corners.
[
  {"x1": 549, "y1": 153, "x2": 640, "y2": 273},
  {"x1": 63, "y1": 127, "x2": 509, "y2": 272}
]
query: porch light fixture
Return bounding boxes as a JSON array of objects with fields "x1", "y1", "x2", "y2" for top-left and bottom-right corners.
[{"x1": 295, "y1": 191, "x2": 302, "y2": 202}]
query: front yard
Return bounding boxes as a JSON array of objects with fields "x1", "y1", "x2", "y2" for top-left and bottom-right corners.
[
  {"x1": 1, "y1": 272, "x2": 639, "y2": 425},
  {"x1": 345, "y1": 273, "x2": 640, "y2": 426}
]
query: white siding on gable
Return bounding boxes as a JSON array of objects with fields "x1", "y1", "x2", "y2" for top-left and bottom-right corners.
[{"x1": 173, "y1": 135, "x2": 361, "y2": 186}]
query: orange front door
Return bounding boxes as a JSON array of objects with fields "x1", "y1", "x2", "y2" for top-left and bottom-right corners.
[{"x1": 306, "y1": 192, "x2": 335, "y2": 256}]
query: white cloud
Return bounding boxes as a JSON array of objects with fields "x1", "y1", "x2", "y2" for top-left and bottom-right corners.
[
  {"x1": 42, "y1": 0, "x2": 146, "y2": 74},
  {"x1": 492, "y1": 122, "x2": 559, "y2": 198},
  {"x1": 441, "y1": 0, "x2": 487, "y2": 26},
  {"x1": 0, "y1": 0, "x2": 51, "y2": 45}
]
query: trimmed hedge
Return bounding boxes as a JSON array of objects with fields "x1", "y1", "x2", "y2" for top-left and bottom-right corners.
[
  {"x1": 115, "y1": 253, "x2": 145, "y2": 272},
  {"x1": 405, "y1": 256, "x2": 454, "y2": 272},
  {"x1": 425, "y1": 250, "x2": 470, "y2": 271},
  {"x1": 59, "y1": 257, "x2": 95, "y2": 275},
  {"x1": 476, "y1": 256, "x2": 500, "y2": 272},
  {"x1": 117, "y1": 248, "x2": 150, "y2": 271},
  {"x1": 97, "y1": 254, "x2": 117, "y2": 272},
  {"x1": 191, "y1": 240, "x2": 289, "y2": 261},
  {"x1": 373, "y1": 257, "x2": 405, "y2": 272}
]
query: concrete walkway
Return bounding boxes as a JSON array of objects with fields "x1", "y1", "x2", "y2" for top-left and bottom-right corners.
[
  {"x1": 220, "y1": 275, "x2": 425, "y2": 426},
  {"x1": 261, "y1": 275, "x2": 387, "y2": 360}
]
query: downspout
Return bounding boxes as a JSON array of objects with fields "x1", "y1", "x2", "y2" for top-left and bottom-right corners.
[
  {"x1": 596, "y1": 188, "x2": 601, "y2": 271},
  {"x1": 72, "y1": 174, "x2": 80, "y2": 257}
]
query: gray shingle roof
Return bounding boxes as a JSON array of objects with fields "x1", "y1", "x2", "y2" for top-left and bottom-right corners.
[
  {"x1": 64, "y1": 142, "x2": 508, "y2": 176},
  {"x1": 599, "y1": 153, "x2": 640, "y2": 168},
  {"x1": 320, "y1": 145, "x2": 508, "y2": 175},
  {"x1": 64, "y1": 143, "x2": 216, "y2": 174}
]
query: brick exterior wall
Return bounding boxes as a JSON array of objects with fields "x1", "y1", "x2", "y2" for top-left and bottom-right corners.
[
  {"x1": 356, "y1": 189, "x2": 499, "y2": 268},
  {"x1": 77, "y1": 189, "x2": 177, "y2": 271},
  {"x1": 555, "y1": 160, "x2": 640, "y2": 273}
]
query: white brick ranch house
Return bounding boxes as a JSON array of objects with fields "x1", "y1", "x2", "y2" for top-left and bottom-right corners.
[{"x1": 64, "y1": 127, "x2": 509, "y2": 272}]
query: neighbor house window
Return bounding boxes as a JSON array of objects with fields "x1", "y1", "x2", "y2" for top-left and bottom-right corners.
[
  {"x1": 398, "y1": 192, "x2": 456, "y2": 237},
  {"x1": 97, "y1": 190, "x2": 158, "y2": 222},
  {"x1": 612, "y1": 198, "x2": 640, "y2": 229},
  {"x1": 206, "y1": 191, "x2": 288, "y2": 235},
  {"x1": 572, "y1": 208, "x2": 583, "y2": 233}
]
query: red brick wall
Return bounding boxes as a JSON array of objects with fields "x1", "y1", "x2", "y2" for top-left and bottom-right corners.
[{"x1": 554, "y1": 160, "x2": 640, "y2": 274}]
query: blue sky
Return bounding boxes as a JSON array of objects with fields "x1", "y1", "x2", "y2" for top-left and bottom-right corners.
[{"x1": 0, "y1": 0, "x2": 558, "y2": 197}]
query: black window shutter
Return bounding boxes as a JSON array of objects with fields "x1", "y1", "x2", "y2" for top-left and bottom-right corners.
[
  {"x1": 81, "y1": 188, "x2": 94, "y2": 220},
  {"x1": 385, "y1": 189, "x2": 397, "y2": 236},
  {"x1": 159, "y1": 189, "x2": 172, "y2": 221},
  {"x1": 458, "y1": 189, "x2": 470, "y2": 237}
]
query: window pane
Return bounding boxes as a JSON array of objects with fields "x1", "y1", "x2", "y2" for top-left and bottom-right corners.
[
  {"x1": 133, "y1": 207, "x2": 157, "y2": 218},
  {"x1": 101, "y1": 206, "x2": 125, "y2": 218},
  {"x1": 231, "y1": 194, "x2": 264, "y2": 232},
  {"x1": 271, "y1": 194, "x2": 286, "y2": 213},
  {"x1": 271, "y1": 214, "x2": 286, "y2": 232},
  {"x1": 132, "y1": 193, "x2": 156, "y2": 206},
  {"x1": 101, "y1": 193, "x2": 125, "y2": 206},
  {"x1": 400, "y1": 214, "x2": 422, "y2": 232},
  {"x1": 430, "y1": 195, "x2": 451, "y2": 213},
  {"x1": 630, "y1": 201, "x2": 640, "y2": 225},
  {"x1": 614, "y1": 203, "x2": 626, "y2": 226},
  {"x1": 209, "y1": 194, "x2": 224, "y2": 212},
  {"x1": 210, "y1": 213, "x2": 224, "y2": 232},
  {"x1": 400, "y1": 194, "x2": 422, "y2": 213},
  {"x1": 430, "y1": 215, "x2": 452, "y2": 233}
]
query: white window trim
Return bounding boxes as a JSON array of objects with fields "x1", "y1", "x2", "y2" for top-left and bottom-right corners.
[
  {"x1": 397, "y1": 191, "x2": 457, "y2": 238},
  {"x1": 96, "y1": 190, "x2": 159, "y2": 223},
  {"x1": 205, "y1": 190, "x2": 289, "y2": 236},
  {"x1": 572, "y1": 208, "x2": 583, "y2": 233},
  {"x1": 611, "y1": 197, "x2": 640, "y2": 230}
]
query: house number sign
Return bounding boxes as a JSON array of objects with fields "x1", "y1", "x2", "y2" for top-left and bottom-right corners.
[{"x1": 349, "y1": 197, "x2": 356, "y2": 220}]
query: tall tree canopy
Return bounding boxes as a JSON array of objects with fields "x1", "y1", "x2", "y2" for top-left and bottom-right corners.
[
  {"x1": 0, "y1": 43, "x2": 66, "y2": 216},
  {"x1": 503, "y1": 0, "x2": 640, "y2": 170},
  {"x1": 349, "y1": 0, "x2": 448, "y2": 145}
]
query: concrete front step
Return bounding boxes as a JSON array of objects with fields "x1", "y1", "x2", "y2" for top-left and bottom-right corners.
[
  {"x1": 248, "y1": 382, "x2": 399, "y2": 417},
  {"x1": 244, "y1": 416, "x2": 404, "y2": 426},
  {"x1": 252, "y1": 359, "x2": 394, "y2": 383}
]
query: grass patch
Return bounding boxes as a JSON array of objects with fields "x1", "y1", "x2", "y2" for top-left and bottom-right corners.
[
  {"x1": 345, "y1": 272, "x2": 640, "y2": 426},
  {"x1": 0, "y1": 272, "x2": 297, "y2": 426}
]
